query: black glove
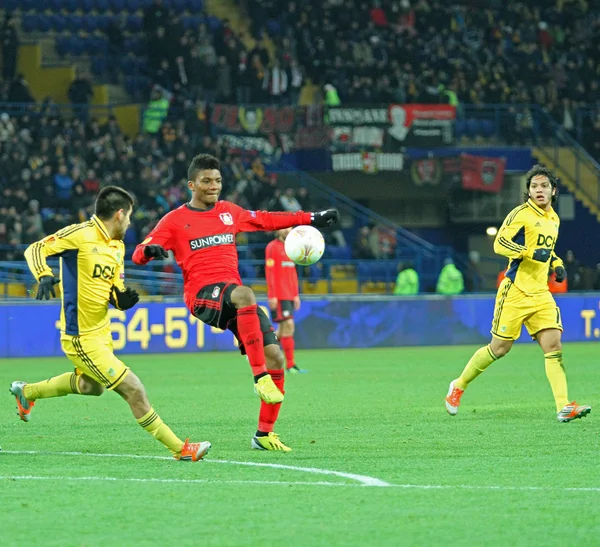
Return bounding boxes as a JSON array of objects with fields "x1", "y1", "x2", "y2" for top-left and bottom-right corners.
[
  {"x1": 554, "y1": 265, "x2": 566, "y2": 283},
  {"x1": 144, "y1": 244, "x2": 169, "y2": 259},
  {"x1": 311, "y1": 209, "x2": 340, "y2": 228},
  {"x1": 36, "y1": 275, "x2": 60, "y2": 300},
  {"x1": 531, "y1": 248, "x2": 551, "y2": 263},
  {"x1": 110, "y1": 287, "x2": 140, "y2": 310}
]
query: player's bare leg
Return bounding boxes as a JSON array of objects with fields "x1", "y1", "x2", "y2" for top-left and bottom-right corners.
[
  {"x1": 114, "y1": 371, "x2": 210, "y2": 461},
  {"x1": 231, "y1": 285, "x2": 284, "y2": 404},
  {"x1": 252, "y1": 343, "x2": 291, "y2": 452},
  {"x1": 536, "y1": 328, "x2": 591, "y2": 422},
  {"x1": 445, "y1": 338, "x2": 511, "y2": 415},
  {"x1": 9, "y1": 373, "x2": 104, "y2": 422}
]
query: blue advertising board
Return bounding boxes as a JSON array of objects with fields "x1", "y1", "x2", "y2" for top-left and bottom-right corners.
[{"x1": 2, "y1": 294, "x2": 600, "y2": 358}]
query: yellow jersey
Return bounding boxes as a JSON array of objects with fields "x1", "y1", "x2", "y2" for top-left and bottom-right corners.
[
  {"x1": 494, "y1": 199, "x2": 564, "y2": 295},
  {"x1": 24, "y1": 215, "x2": 125, "y2": 336}
]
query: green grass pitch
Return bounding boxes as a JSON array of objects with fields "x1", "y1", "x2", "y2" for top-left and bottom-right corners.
[{"x1": 1, "y1": 344, "x2": 599, "y2": 546}]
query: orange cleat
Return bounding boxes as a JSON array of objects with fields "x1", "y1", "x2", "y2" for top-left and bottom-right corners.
[
  {"x1": 557, "y1": 401, "x2": 591, "y2": 423},
  {"x1": 9, "y1": 381, "x2": 35, "y2": 422},
  {"x1": 445, "y1": 380, "x2": 464, "y2": 416},
  {"x1": 175, "y1": 438, "x2": 212, "y2": 461}
]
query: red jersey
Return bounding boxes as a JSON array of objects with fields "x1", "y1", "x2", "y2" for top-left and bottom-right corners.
[
  {"x1": 132, "y1": 201, "x2": 312, "y2": 310},
  {"x1": 265, "y1": 238, "x2": 299, "y2": 300}
]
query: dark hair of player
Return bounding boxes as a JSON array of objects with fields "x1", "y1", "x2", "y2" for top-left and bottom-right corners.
[
  {"x1": 188, "y1": 154, "x2": 221, "y2": 182},
  {"x1": 95, "y1": 186, "x2": 134, "y2": 220},
  {"x1": 523, "y1": 164, "x2": 558, "y2": 204}
]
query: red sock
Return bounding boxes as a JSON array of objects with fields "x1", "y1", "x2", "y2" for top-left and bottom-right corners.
[
  {"x1": 280, "y1": 336, "x2": 295, "y2": 369},
  {"x1": 258, "y1": 369, "x2": 285, "y2": 433},
  {"x1": 237, "y1": 305, "x2": 266, "y2": 376}
]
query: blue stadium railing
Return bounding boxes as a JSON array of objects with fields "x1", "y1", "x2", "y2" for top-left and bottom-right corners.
[{"x1": 0, "y1": 247, "x2": 504, "y2": 298}]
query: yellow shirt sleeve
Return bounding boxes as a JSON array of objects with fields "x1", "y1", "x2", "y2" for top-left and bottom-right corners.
[
  {"x1": 113, "y1": 242, "x2": 126, "y2": 292},
  {"x1": 550, "y1": 251, "x2": 564, "y2": 269},
  {"x1": 24, "y1": 224, "x2": 84, "y2": 281},
  {"x1": 493, "y1": 208, "x2": 530, "y2": 260}
]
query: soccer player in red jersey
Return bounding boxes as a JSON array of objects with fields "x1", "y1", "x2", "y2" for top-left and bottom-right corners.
[
  {"x1": 132, "y1": 154, "x2": 339, "y2": 452},
  {"x1": 265, "y1": 228, "x2": 306, "y2": 374}
]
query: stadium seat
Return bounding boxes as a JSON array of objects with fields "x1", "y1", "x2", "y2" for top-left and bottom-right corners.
[
  {"x1": 206, "y1": 15, "x2": 222, "y2": 30},
  {"x1": 4, "y1": 0, "x2": 18, "y2": 10},
  {"x1": 21, "y1": 0, "x2": 39, "y2": 10},
  {"x1": 82, "y1": 0, "x2": 97, "y2": 11},
  {"x1": 22, "y1": 15, "x2": 39, "y2": 33},
  {"x1": 49, "y1": 0, "x2": 64, "y2": 11},
  {"x1": 126, "y1": 15, "x2": 143, "y2": 32},
  {"x1": 466, "y1": 119, "x2": 481, "y2": 139},
  {"x1": 37, "y1": 15, "x2": 52, "y2": 33},
  {"x1": 480, "y1": 120, "x2": 496, "y2": 138},
  {"x1": 266, "y1": 20, "x2": 281, "y2": 35},
  {"x1": 171, "y1": 0, "x2": 188, "y2": 13},
  {"x1": 109, "y1": 0, "x2": 126, "y2": 12},
  {"x1": 455, "y1": 120, "x2": 466, "y2": 141},
  {"x1": 97, "y1": 0, "x2": 110, "y2": 12},
  {"x1": 64, "y1": 0, "x2": 80, "y2": 11},
  {"x1": 188, "y1": 0, "x2": 203, "y2": 12},
  {"x1": 91, "y1": 56, "x2": 108, "y2": 76},
  {"x1": 125, "y1": 0, "x2": 143, "y2": 11}
]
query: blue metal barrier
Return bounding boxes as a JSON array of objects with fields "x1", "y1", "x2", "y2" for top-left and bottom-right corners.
[{"x1": 2, "y1": 293, "x2": 599, "y2": 357}]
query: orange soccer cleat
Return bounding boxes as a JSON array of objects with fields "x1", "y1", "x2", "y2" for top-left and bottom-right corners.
[
  {"x1": 9, "y1": 381, "x2": 35, "y2": 422},
  {"x1": 445, "y1": 380, "x2": 464, "y2": 416},
  {"x1": 175, "y1": 439, "x2": 212, "y2": 461},
  {"x1": 557, "y1": 401, "x2": 592, "y2": 423}
]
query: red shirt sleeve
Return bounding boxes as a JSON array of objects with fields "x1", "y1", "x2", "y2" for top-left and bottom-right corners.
[
  {"x1": 265, "y1": 241, "x2": 278, "y2": 299},
  {"x1": 291, "y1": 261, "x2": 299, "y2": 298},
  {"x1": 228, "y1": 202, "x2": 312, "y2": 233},
  {"x1": 132, "y1": 214, "x2": 174, "y2": 265}
]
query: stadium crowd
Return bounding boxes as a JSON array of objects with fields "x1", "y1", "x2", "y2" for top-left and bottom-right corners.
[{"x1": 0, "y1": 106, "x2": 340, "y2": 261}]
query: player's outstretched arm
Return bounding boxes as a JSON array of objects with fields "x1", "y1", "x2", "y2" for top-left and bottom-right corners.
[
  {"x1": 24, "y1": 226, "x2": 81, "y2": 300},
  {"x1": 234, "y1": 204, "x2": 340, "y2": 233}
]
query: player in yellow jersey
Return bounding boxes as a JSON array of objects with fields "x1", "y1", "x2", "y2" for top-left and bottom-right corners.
[
  {"x1": 445, "y1": 165, "x2": 591, "y2": 422},
  {"x1": 12, "y1": 186, "x2": 211, "y2": 460}
]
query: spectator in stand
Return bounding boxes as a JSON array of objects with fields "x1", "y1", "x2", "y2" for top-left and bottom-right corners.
[
  {"x1": 68, "y1": 70, "x2": 94, "y2": 123},
  {"x1": 594, "y1": 264, "x2": 600, "y2": 291},
  {"x1": 263, "y1": 58, "x2": 289, "y2": 104},
  {"x1": 1, "y1": 14, "x2": 19, "y2": 82},
  {"x1": 7, "y1": 74, "x2": 34, "y2": 103},
  {"x1": 436, "y1": 258, "x2": 464, "y2": 295},
  {"x1": 53, "y1": 164, "x2": 75, "y2": 204},
  {"x1": 563, "y1": 249, "x2": 582, "y2": 291},
  {"x1": 353, "y1": 226, "x2": 376, "y2": 259},
  {"x1": 279, "y1": 187, "x2": 302, "y2": 212},
  {"x1": 144, "y1": 0, "x2": 170, "y2": 35},
  {"x1": 0, "y1": 111, "x2": 15, "y2": 142},
  {"x1": 394, "y1": 261, "x2": 419, "y2": 295}
]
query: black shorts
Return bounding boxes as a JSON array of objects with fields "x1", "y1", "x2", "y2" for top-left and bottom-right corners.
[
  {"x1": 270, "y1": 299, "x2": 295, "y2": 323},
  {"x1": 192, "y1": 282, "x2": 278, "y2": 355}
]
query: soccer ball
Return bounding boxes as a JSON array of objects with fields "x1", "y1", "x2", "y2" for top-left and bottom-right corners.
[{"x1": 284, "y1": 225, "x2": 325, "y2": 266}]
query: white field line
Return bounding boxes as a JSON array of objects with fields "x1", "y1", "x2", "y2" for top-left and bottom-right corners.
[
  {"x1": 2, "y1": 474, "x2": 600, "y2": 493},
  {"x1": 0, "y1": 475, "x2": 351, "y2": 487},
  {"x1": 0, "y1": 450, "x2": 390, "y2": 487}
]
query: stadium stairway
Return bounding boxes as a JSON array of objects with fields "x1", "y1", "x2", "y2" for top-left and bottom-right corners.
[
  {"x1": 534, "y1": 108, "x2": 600, "y2": 222},
  {"x1": 204, "y1": 0, "x2": 276, "y2": 58},
  {"x1": 534, "y1": 146, "x2": 600, "y2": 222}
]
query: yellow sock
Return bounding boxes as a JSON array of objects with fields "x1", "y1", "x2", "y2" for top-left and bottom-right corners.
[
  {"x1": 455, "y1": 345, "x2": 498, "y2": 390},
  {"x1": 544, "y1": 351, "x2": 569, "y2": 412},
  {"x1": 136, "y1": 407, "x2": 184, "y2": 456},
  {"x1": 23, "y1": 372, "x2": 79, "y2": 401}
]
